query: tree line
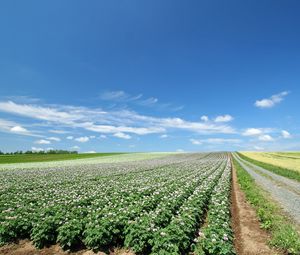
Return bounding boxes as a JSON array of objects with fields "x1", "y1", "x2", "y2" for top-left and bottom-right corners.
[{"x1": 0, "y1": 150, "x2": 78, "y2": 155}]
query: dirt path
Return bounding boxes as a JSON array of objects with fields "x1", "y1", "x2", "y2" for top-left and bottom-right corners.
[
  {"x1": 0, "y1": 240, "x2": 134, "y2": 255},
  {"x1": 231, "y1": 161, "x2": 279, "y2": 255}
]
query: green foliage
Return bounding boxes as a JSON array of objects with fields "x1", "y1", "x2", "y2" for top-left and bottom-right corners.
[
  {"x1": 57, "y1": 218, "x2": 84, "y2": 249},
  {"x1": 195, "y1": 163, "x2": 235, "y2": 255}
]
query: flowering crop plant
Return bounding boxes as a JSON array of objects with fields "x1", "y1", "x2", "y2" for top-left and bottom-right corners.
[{"x1": 0, "y1": 152, "x2": 235, "y2": 254}]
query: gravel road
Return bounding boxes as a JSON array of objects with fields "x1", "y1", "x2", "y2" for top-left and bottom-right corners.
[{"x1": 233, "y1": 152, "x2": 300, "y2": 225}]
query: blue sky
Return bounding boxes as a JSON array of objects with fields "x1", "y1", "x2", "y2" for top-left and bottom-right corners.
[{"x1": 0, "y1": 0, "x2": 300, "y2": 152}]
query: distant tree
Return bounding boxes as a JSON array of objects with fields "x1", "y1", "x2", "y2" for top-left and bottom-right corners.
[{"x1": 3, "y1": 149, "x2": 78, "y2": 155}]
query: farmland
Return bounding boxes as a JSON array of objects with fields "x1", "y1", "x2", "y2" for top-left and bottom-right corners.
[
  {"x1": 0, "y1": 153, "x2": 126, "y2": 164},
  {"x1": 0, "y1": 152, "x2": 235, "y2": 254},
  {"x1": 1, "y1": 151, "x2": 300, "y2": 255},
  {"x1": 240, "y1": 152, "x2": 300, "y2": 173}
]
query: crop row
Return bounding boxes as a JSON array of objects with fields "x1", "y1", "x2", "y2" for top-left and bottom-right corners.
[{"x1": 194, "y1": 157, "x2": 235, "y2": 255}]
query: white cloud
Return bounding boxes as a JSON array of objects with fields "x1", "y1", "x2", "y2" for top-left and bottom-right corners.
[
  {"x1": 157, "y1": 117, "x2": 235, "y2": 134},
  {"x1": 190, "y1": 138, "x2": 241, "y2": 145},
  {"x1": 89, "y1": 135, "x2": 96, "y2": 139},
  {"x1": 100, "y1": 90, "x2": 127, "y2": 100},
  {"x1": 0, "y1": 119, "x2": 40, "y2": 137},
  {"x1": 176, "y1": 149, "x2": 184, "y2": 152},
  {"x1": 160, "y1": 134, "x2": 168, "y2": 138},
  {"x1": 214, "y1": 115, "x2": 233, "y2": 123},
  {"x1": 99, "y1": 90, "x2": 181, "y2": 111},
  {"x1": 31, "y1": 147, "x2": 44, "y2": 152},
  {"x1": 0, "y1": 101, "x2": 236, "y2": 137},
  {"x1": 48, "y1": 137, "x2": 61, "y2": 142},
  {"x1": 205, "y1": 138, "x2": 241, "y2": 144},
  {"x1": 71, "y1": 145, "x2": 80, "y2": 150},
  {"x1": 139, "y1": 97, "x2": 158, "y2": 106},
  {"x1": 66, "y1": 136, "x2": 74, "y2": 140},
  {"x1": 10, "y1": 125, "x2": 29, "y2": 133},
  {"x1": 100, "y1": 90, "x2": 142, "y2": 102},
  {"x1": 254, "y1": 91, "x2": 289, "y2": 108},
  {"x1": 83, "y1": 123, "x2": 165, "y2": 135},
  {"x1": 113, "y1": 132, "x2": 131, "y2": 139},
  {"x1": 35, "y1": 139, "x2": 51, "y2": 144},
  {"x1": 49, "y1": 129, "x2": 69, "y2": 134},
  {"x1": 281, "y1": 130, "x2": 291, "y2": 139},
  {"x1": 258, "y1": 135, "x2": 274, "y2": 142},
  {"x1": 83, "y1": 150, "x2": 97, "y2": 154},
  {"x1": 99, "y1": 134, "x2": 107, "y2": 139},
  {"x1": 190, "y1": 139, "x2": 202, "y2": 145},
  {"x1": 0, "y1": 100, "x2": 93, "y2": 124},
  {"x1": 242, "y1": 128, "x2": 263, "y2": 136},
  {"x1": 75, "y1": 136, "x2": 90, "y2": 143},
  {"x1": 201, "y1": 115, "x2": 209, "y2": 122}
]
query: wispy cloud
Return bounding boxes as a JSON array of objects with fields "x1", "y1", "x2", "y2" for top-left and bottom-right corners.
[
  {"x1": 49, "y1": 129, "x2": 70, "y2": 134},
  {"x1": 2, "y1": 95, "x2": 41, "y2": 104},
  {"x1": 99, "y1": 90, "x2": 183, "y2": 112},
  {"x1": 0, "y1": 118, "x2": 41, "y2": 137},
  {"x1": 254, "y1": 91, "x2": 289, "y2": 108},
  {"x1": 138, "y1": 97, "x2": 158, "y2": 106},
  {"x1": 190, "y1": 138, "x2": 241, "y2": 145},
  {"x1": 100, "y1": 90, "x2": 142, "y2": 102},
  {"x1": 0, "y1": 100, "x2": 235, "y2": 137},
  {"x1": 113, "y1": 132, "x2": 131, "y2": 139},
  {"x1": 48, "y1": 137, "x2": 61, "y2": 142}
]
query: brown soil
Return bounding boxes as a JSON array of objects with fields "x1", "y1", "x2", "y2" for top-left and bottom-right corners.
[
  {"x1": 231, "y1": 161, "x2": 280, "y2": 255},
  {"x1": 0, "y1": 240, "x2": 135, "y2": 255}
]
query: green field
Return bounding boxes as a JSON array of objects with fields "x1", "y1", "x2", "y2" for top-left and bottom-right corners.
[{"x1": 0, "y1": 153, "x2": 125, "y2": 164}]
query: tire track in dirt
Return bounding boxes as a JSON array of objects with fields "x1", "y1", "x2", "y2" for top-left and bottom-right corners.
[{"x1": 231, "y1": 158, "x2": 280, "y2": 255}]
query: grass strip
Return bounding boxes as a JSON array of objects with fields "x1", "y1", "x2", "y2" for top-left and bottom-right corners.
[
  {"x1": 0, "y1": 153, "x2": 126, "y2": 164},
  {"x1": 233, "y1": 156, "x2": 300, "y2": 254},
  {"x1": 237, "y1": 152, "x2": 300, "y2": 182}
]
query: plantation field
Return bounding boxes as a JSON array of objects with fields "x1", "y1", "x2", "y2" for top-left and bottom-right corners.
[
  {"x1": 0, "y1": 152, "x2": 174, "y2": 171},
  {"x1": 0, "y1": 152, "x2": 126, "y2": 164},
  {"x1": 0, "y1": 152, "x2": 234, "y2": 255},
  {"x1": 240, "y1": 152, "x2": 300, "y2": 173}
]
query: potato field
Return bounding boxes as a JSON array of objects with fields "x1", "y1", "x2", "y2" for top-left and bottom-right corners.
[{"x1": 0, "y1": 153, "x2": 235, "y2": 255}]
